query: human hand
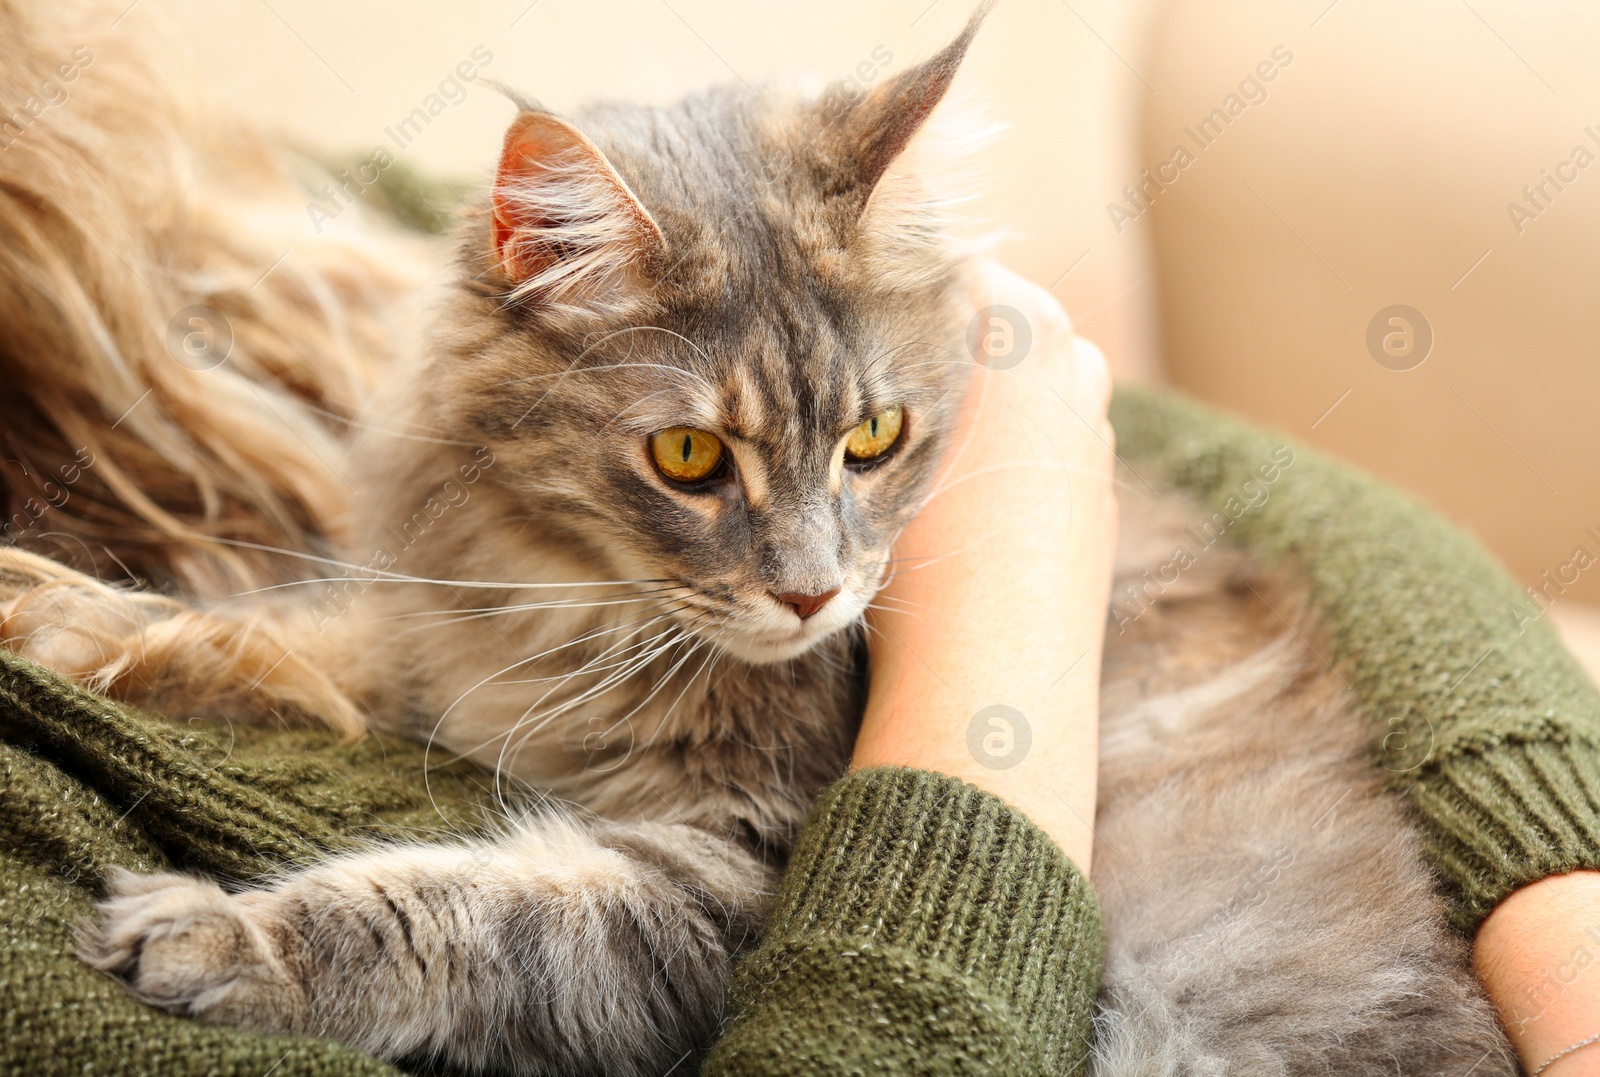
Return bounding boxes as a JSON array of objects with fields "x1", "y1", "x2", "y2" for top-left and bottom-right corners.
[
  {"x1": 851, "y1": 258, "x2": 1117, "y2": 870},
  {"x1": 1475, "y1": 871, "x2": 1600, "y2": 1074}
]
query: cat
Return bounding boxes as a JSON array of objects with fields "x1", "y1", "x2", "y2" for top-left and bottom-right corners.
[{"x1": 0, "y1": 3, "x2": 1516, "y2": 1075}]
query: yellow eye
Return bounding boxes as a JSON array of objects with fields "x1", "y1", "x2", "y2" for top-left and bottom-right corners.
[
  {"x1": 649, "y1": 427, "x2": 725, "y2": 483},
  {"x1": 845, "y1": 407, "x2": 903, "y2": 463}
]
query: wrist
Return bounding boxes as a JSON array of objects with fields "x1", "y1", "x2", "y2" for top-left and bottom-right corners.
[{"x1": 1474, "y1": 870, "x2": 1600, "y2": 1070}]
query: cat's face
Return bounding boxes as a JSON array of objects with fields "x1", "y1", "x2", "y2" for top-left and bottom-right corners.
[
  {"x1": 435, "y1": 21, "x2": 980, "y2": 664},
  {"x1": 459, "y1": 254, "x2": 967, "y2": 664}
]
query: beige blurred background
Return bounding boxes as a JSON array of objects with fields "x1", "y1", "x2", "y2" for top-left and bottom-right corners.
[{"x1": 142, "y1": 0, "x2": 1600, "y2": 672}]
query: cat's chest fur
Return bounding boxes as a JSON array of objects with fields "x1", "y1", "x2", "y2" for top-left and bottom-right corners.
[{"x1": 348, "y1": 472, "x2": 864, "y2": 851}]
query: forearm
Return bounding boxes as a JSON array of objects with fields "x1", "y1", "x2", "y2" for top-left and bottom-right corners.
[
  {"x1": 853, "y1": 326, "x2": 1115, "y2": 869},
  {"x1": 852, "y1": 453, "x2": 1107, "y2": 869}
]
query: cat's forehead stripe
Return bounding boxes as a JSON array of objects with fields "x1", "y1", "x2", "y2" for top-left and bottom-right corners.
[{"x1": 723, "y1": 364, "x2": 770, "y2": 439}]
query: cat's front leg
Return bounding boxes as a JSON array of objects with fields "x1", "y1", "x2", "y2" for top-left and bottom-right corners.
[{"x1": 81, "y1": 817, "x2": 774, "y2": 1077}]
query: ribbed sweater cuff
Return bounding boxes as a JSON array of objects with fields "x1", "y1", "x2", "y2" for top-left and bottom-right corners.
[
  {"x1": 707, "y1": 766, "x2": 1103, "y2": 1075},
  {"x1": 1415, "y1": 736, "x2": 1600, "y2": 935}
]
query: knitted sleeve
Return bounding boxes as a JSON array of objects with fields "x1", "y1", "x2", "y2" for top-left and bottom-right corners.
[
  {"x1": 702, "y1": 766, "x2": 1103, "y2": 1076},
  {"x1": 1111, "y1": 386, "x2": 1600, "y2": 935}
]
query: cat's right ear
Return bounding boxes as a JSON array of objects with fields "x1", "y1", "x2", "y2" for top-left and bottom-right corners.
[{"x1": 490, "y1": 111, "x2": 667, "y2": 314}]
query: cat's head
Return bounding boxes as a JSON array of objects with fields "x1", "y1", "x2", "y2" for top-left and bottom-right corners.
[{"x1": 437, "y1": 11, "x2": 988, "y2": 664}]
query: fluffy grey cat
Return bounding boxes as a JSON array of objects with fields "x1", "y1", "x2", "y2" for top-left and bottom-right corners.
[{"x1": 0, "y1": 6, "x2": 1515, "y2": 1075}]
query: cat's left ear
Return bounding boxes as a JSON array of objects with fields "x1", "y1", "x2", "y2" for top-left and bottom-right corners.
[
  {"x1": 826, "y1": 2, "x2": 990, "y2": 217},
  {"x1": 490, "y1": 110, "x2": 667, "y2": 314}
]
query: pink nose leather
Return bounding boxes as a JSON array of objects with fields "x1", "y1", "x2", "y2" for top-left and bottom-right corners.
[{"x1": 772, "y1": 589, "x2": 839, "y2": 621}]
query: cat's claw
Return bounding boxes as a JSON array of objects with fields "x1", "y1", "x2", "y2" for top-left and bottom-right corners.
[{"x1": 79, "y1": 868, "x2": 304, "y2": 1030}]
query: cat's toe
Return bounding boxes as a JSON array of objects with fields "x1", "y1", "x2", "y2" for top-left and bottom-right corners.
[{"x1": 79, "y1": 868, "x2": 304, "y2": 1030}]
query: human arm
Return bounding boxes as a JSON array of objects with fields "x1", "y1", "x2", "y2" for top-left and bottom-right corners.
[
  {"x1": 850, "y1": 263, "x2": 1115, "y2": 870},
  {"x1": 1476, "y1": 872, "x2": 1600, "y2": 1075},
  {"x1": 702, "y1": 263, "x2": 1116, "y2": 1075}
]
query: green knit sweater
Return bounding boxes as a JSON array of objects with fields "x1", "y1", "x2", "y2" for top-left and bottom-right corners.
[
  {"x1": 703, "y1": 768, "x2": 1102, "y2": 1075},
  {"x1": 705, "y1": 386, "x2": 1600, "y2": 1074},
  {"x1": 4, "y1": 386, "x2": 1600, "y2": 1075}
]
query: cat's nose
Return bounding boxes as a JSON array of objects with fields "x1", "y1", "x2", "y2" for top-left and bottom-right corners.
[{"x1": 771, "y1": 588, "x2": 840, "y2": 621}]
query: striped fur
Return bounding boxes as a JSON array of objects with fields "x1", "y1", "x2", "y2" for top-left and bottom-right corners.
[{"x1": 0, "y1": 3, "x2": 1514, "y2": 1074}]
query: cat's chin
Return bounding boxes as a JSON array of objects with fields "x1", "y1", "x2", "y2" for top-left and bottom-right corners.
[
  {"x1": 715, "y1": 620, "x2": 850, "y2": 665},
  {"x1": 717, "y1": 630, "x2": 830, "y2": 666}
]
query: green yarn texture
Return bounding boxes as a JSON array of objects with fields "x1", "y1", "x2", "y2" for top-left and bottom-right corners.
[
  {"x1": 704, "y1": 767, "x2": 1103, "y2": 1076},
  {"x1": 1110, "y1": 387, "x2": 1600, "y2": 932},
  {"x1": 2, "y1": 385, "x2": 1598, "y2": 1074},
  {"x1": 0, "y1": 649, "x2": 489, "y2": 1076}
]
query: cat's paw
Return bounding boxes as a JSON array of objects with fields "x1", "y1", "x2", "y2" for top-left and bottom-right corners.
[{"x1": 78, "y1": 868, "x2": 305, "y2": 1031}]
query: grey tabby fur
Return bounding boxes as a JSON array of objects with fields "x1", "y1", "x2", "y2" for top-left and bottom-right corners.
[
  {"x1": 1090, "y1": 497, "x2": 1514, "y2": 1075},
  {"x1": 37, "y1": 10, "x2": 1514, "y2": 1077}
]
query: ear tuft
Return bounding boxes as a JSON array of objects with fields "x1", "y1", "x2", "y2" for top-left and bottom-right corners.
[
  {"x1": 856, "y1": 89, "x2": 1001, "y2": 290},
  {"x1": 835, "y1": 2, "x2": 992, "y2": 203},
  {"x1": 815, "y1": 3, "x2": 997, "y2": 288},
  {"x1": 491, "y1": 110, "x2": 667, "y2": 315}
]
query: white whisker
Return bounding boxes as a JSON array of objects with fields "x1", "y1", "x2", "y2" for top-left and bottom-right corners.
[
  {"x1": 491, "y1": 626, "x2": 697, "y2": 798},
  {"x1": 195, "y1": 537, "x2": 670, "y2": 594},
  {"x1": 384, "y1": 588, "x2": 685, "y2": 638},
  {"x1": 421, "y1": 611, "x2": 683, "y2": 782}
]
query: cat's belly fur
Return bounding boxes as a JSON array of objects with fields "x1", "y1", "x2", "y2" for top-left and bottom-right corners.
[{"x1": 1086, "y1": 494, "x2": 1514, "y2": 1074}]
